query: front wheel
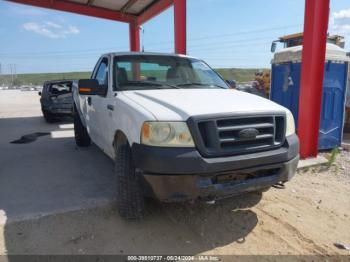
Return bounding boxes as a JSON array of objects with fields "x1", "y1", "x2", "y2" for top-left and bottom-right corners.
[
  {"x1": 115, "y1": 142, "x2": 145, "y2": 219},
  {"x1": 43, "y1": 110, "x2": 55, "y2": 123},
  {"x1": 257, "y1": 186, "x2": 271, "y2": 193},
  {"x1": 73, "y1": 107, "x2": 91, "y2": 147}
]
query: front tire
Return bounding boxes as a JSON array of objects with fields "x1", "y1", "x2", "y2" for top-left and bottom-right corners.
[
  {"x1": 43, "y1": 110, "x2": 55, "y2": 123},
  {"x1": 74, "y1": 107, "x2": 91, "y2": 147},
  {"x1": 257, "y1": 186, "x2": 271, "y2": 193},
  {"x1": 115, "y1": 142, "x2": 145, "y2": 219}
]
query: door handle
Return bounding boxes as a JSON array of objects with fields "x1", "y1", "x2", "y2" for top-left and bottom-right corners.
[
  {"x1": 107, "y1": 104, "x2": 114, "y2": 111},
  {"x1": 87, "y1": 97, "x2": 92, "y2": 105}
]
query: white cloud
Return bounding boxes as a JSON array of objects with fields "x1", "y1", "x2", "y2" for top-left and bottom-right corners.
[
  {"x1": 45, "y1": 21, "x2": 62, "y2": 29},
  {"x1": 333, "y1": 9, "x2": 350, "y2": 20},
  {"x1": 66, "y1": 26, "x2": 79, "y2": 34},
  {"x1": 22, "y1": 21, "x2": 80, "y2": 39},
  {"x1": 330, "y1": 8, "x2": 350, "y2": 47}
]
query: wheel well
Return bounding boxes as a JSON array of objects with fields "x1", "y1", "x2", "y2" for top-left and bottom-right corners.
[{"x1": 113, "y1": 130, "x2": 129, "y2": 149}]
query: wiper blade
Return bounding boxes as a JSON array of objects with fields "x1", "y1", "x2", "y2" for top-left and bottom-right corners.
[
  {"x1": 177, "y1": 82, "x2": 206, "y2": 87},
  {"x1": 211, "y1": 84, "x2": 227, "y2": 89},
  {"x1": 126, "y1": 81, "x2": 180, "y2": 89},
  {"x1": 144, "y1": 81, "x2": 180, "y2": 89},
  {"x1": 177, "y1": 82, "x2": 226, "y2": 89}
]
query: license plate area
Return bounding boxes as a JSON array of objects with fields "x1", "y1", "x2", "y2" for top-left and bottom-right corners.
[
  {"x1": 216, "y1": 172, "x2": 255, "y2": 184},
  {"x1": 213, "y1": 168, "x2": 281, "y2": 184}
]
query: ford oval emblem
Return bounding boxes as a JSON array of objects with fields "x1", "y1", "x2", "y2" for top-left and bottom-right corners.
[{"x1": 238, "y1": 128, "x2": 259, "y2": 140}]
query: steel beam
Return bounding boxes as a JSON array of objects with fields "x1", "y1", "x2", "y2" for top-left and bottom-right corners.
[
  {"x1": 6, "y1": 0, "x2": 134, "y2": 23},
  {"x1": 121, "y1": 0, "x2": 138, "y2": 13},
  {"x1": 298, "y1": 0, "x2": 330, "y2": 158},
  {"x1": 87, "y1": 0, "x2": 95, "y2": 6},
  {"x1": 137, "y1": 0, "x2": 173, "y2": 25}
]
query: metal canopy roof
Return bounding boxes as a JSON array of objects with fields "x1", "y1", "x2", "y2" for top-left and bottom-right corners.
[
  {"x1": 7, "y1": 0, "x2": 174, "y2": 24},
  {"x1": 68, "y1": 0, "x2": 158, "y2": 16}
]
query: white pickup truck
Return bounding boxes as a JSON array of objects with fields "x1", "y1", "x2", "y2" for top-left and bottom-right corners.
[{"x1": 73, "y1": 52, "x2": 299, "y2": 219}]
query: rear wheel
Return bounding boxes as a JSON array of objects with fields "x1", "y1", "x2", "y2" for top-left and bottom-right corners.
[
  {"x1": 115, "y1": 141, "x2": 145, "y2": 219},
  {"x1": 74, "y1": 107, "x2": 91, "y2": 147}
]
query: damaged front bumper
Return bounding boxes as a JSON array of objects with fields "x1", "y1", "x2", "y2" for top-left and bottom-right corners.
[
  {"x1": 42, "y1": 104, "x2": 73, "y2": 115},
  {"x1": 132, "y1": 134, "x2": 299, "y2": 202}
]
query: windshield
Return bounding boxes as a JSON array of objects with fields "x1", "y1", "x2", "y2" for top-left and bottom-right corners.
[{"x1": 113, "y1": 55, "x2": 229, "y2": 91}]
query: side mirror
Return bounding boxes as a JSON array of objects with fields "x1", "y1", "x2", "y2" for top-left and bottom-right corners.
[
  {"x1": 78, "y1": 79, "x2": 106, "y2": 96},
  {"x1": 38, "y1": 91, "x2": 41, "y2": 96},
  {"x1": 271, "y1": 42, "x2": 277, "y2": 53}
]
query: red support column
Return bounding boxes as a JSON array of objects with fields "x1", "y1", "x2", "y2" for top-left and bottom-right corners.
[
  {"x1": 129, "y1": 20, "x2": 140, "y2": 79},
  {"x1": 174, "y1": 0, "x2": 187, "y2": 54},
  {"x1": 298, "y1": 0, "x2": 330, "y2": 159},
  {"x1": 129, "y1": 20, "x2": 140, "y2": 52}
]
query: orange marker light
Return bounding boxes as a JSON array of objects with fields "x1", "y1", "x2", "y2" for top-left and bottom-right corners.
[
  {"x1": 79, "y1": 88, "x2": 91, "y2": 92},
  {"x1": 142, "y1": 123, "x2": 151, "y2": 139}
]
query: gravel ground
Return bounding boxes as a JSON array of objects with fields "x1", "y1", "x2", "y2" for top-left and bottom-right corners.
[
  {"x1": 323, "y1": 149, "x2": 350, "y2": 177},
  {"x1": 1, "y1": 143, "x2": 349, "y2": 257}
]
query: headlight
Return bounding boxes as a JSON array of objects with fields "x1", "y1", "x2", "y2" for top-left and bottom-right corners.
[
  {"x1": 141, "y1": 122, "x2": 195, "y2": 147},
  {"x1": 285, "y1": 111, "x2": 295, "y2": 137}
]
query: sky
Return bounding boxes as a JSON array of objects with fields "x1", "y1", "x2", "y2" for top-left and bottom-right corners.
[{"x1": 0, "y1": 0, "x2": 349, "y2": 74}]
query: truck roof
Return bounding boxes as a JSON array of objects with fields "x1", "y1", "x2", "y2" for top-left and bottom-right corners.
[
  {"x1": 101, "y1": 51, "x2": 198, "y2": 60},
  {"x1": 43, "y1": 79, "x2": 74, "y2": 85}
]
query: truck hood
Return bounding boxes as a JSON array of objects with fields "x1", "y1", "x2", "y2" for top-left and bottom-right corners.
[{"x1": 122, "y1": 89, "x2": 288, "y2": 120}]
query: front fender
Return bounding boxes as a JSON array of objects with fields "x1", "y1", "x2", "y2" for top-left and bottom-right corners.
[{"x1": 109, "y1": 93, "x2": 157, "y2": 152}]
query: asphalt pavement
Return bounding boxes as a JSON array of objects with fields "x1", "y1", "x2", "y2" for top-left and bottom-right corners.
[{"x1": 0, "y1": 90, "x2": 116, "y2": 224}]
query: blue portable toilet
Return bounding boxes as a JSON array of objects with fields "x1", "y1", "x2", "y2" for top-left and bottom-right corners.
[{"x1": 271, "y1": 44, "x2": 349, "y2": 150}]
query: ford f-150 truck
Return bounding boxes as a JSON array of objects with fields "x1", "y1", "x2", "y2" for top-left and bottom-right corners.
[{"x1": 73, "y1": 52, "x2": 299, "y2": 219}]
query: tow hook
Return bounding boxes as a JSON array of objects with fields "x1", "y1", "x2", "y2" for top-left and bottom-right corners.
[{"x1": 272, "y1": 182, "x2": 285, "y2": 189}]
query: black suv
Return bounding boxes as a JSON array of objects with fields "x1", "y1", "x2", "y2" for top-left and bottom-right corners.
[{"x1": 39, "y1": 80, "x2": 73, "y2": 122}]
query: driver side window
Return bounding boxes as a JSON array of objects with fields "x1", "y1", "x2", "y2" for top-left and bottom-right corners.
[{"x1": 95, "y1": 58, "x2": 109, "y2": 86}]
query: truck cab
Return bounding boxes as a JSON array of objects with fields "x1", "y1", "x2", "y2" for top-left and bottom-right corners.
[{"x1": 73, "y1": 52, "x2": 299, "y2": 219}]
